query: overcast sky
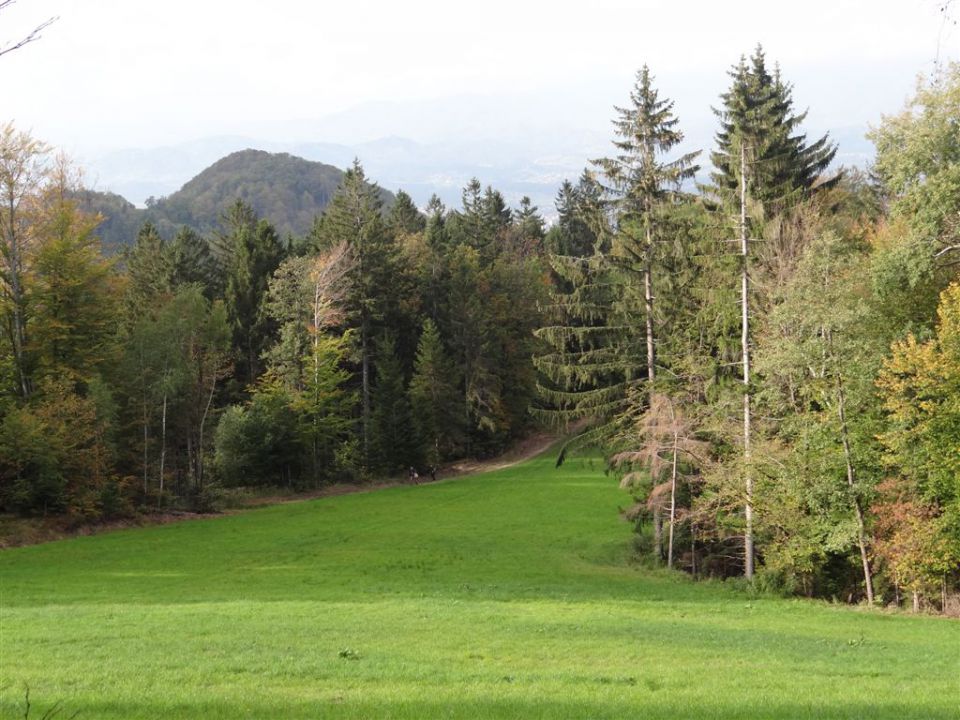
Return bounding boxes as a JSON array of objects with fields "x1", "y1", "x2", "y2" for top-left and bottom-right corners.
[{"x1": 4, "y1": 0, "x2": 958, "y2": 161}]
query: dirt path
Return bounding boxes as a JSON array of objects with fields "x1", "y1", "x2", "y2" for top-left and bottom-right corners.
[{"x1": 438, "y1": 431, "x2": 558, "y2": 477}]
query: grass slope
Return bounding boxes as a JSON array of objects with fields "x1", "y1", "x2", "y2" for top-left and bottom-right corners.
[{"x1": 1, "y1": 452, "x2": 957, "y2": 719}]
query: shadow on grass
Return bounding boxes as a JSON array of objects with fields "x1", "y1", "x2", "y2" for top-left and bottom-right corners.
[{"x1": 6, "y1": 696, "x2": 956, "y2": 720}]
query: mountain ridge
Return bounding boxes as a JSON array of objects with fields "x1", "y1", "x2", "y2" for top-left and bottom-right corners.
[{"x1": 80, "y1": 149, "x2": 395, "y2": 250}]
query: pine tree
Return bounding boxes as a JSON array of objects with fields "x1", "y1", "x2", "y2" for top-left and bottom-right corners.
[
  {"x1": 387, "y1": 189, "x2": 426, "y2": 236},
  {"x1": 547, "y1": 177, "x2": 604, "y2": 258},
  {"x1": 314, "y1": 160, "x2": 398, "y2": 466},
  {"x1": 124, "y1": 221, "x2": 172, "y2": 324},
  {"x1": 168, "y1": 226, "x2": 218, "y2": 298},
  {"x1": 711, "y1": 46, "x2": 837, "y2": 210},
  {"x1": 221, "y1": 208, "x2": 284, "y2": 389},
  {"x1": 593, "y1": 64, "x2": 699, "y2": 389},
  {"x1": 408, "y1": 318, "x2": 462, "y2": 466},
  {"x1": 370, "y1": 333, "x2": 416, "y2": 474},
  {"x1": 510, "y1": 196, "x2": 545, "y2": 257}
]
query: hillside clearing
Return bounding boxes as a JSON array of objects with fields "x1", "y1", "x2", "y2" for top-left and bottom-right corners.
[{"x1": 1, "y1": 452, "x2": 957, "y2": 719}]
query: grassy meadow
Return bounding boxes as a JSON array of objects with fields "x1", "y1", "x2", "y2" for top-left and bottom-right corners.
[{"x1": 1, "y1": 451, "x2": 957, "y2": 719}]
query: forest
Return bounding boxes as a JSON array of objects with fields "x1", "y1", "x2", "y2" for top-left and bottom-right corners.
[{"x1": 1, "y1": 47, "x2": 958, "y2": 614}]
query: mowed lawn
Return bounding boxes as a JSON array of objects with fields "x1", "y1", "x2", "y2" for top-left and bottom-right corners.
[{"x1": 1, "y1": 453, "x2": 958, "y2": 719}]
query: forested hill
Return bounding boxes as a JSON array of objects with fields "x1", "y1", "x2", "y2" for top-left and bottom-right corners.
[{"x1": 80, "y1": 149, "x2": 395, "y2": 249}]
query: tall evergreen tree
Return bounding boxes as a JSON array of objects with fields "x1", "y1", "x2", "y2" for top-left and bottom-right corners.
[
  {"x1": 387, "y1": 189, "x2": 426, "y2": 236},
  {"x1": 370, "y1": 333, "x2": 416, "y2": 473},
  {"x1": 314, "y1": 161, "x2": 398, "y2": 466},
  {"x1": 168, "y1": 226, "x2": 218, "y2": 298},
  {"x1": 593, "y1": 64, "x2": 700, "y2": 389},
  {"x1": 711, "y1": 46, "x2": 837, "y2": 210},
  {"x1": 408, "y1": 318, "x2": 462, "y2": 466},
  {"x1": 123, "y1": 221, "x2": 172, "y2": 324},
  {"x1": 221, "y1": 207, "x2": 284, "y2": 389}
]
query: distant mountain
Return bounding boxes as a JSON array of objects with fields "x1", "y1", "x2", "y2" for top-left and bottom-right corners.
[
  {"x1": 76, "y1": 190, "x2": 144, "y2": 255},
  {"x1": 80, "y1": 150, "x2": 394, "y2": 250}
]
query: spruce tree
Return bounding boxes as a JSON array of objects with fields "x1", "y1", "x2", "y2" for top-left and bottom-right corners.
[
  {"x1": 711, "y1": 46, "x2": 837, "y2": 210},
  {"x1": 593, "y1": 64, "x2": 699, "y2": 388},
  {"x1": 168, "y1": 226, "x2": 218, "y2": 298},
  {"x1": 222, "y1": 210, "x2": 284, "y2": 389},
  {"x1": 408, "y1": 318, "x2": 462, "y2": 466},
  {"x1": 370, "y1": 333, "x2": 416, "y2": 474},
  {"x1": 314, "y1": 161, "x2": 398, "y2": 466},
  {"x1": 124, "y1": 221, "x2": 172, "y2": 323},
  {"x1": 387, "y1": 189, "x2": 426, "y2": 236}
]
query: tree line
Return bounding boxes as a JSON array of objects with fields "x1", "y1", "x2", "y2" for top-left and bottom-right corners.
[
  {"x1": 536, "y1": 49, "x2": 959, "y2": 613},
  {"x1": 0, "y1": 138, "x2": 548, "y2": 515}
]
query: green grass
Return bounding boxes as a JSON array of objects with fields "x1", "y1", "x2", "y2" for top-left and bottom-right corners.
[{"x1": 1, "y1": 452, "x2": 957, "y2": 719}]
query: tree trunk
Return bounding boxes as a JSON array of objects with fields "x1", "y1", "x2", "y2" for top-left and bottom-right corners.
[
  {"x1": 740, "y1": 144, "x2": 754, "y2": 580},
  {"x1": 644, "y1": 224, "x2": 655, "y2": 385},
  {"x1": 4, "y1": 194, "x2": 30, "y2": 399},
  {"x1": 142, "y1": 394, "x2": 149, "y2": 498},
  {"x1": 912, "y1": 591, "x2": 920, "y2": 613},
  {"x1": 197, "y1": 371, "x2": 217, "y2": 492},
  {"x1": 668, "y1": 429, "x2": 679, "y2": 569},
  {"x1": 158, "y1": 391, "x2": 167, "y2": 510},
  {"x1": 653, "y1": 510, "x2": 663, "y2": 564},
  {"x1": 835, "y1": 368, "x2": 875, "y2": 604},
  {"x1": 361, "y1": 321, "x2": 370, "y2": 467}
]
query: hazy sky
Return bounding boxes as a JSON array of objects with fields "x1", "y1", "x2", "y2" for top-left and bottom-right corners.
[{"x1": 4, "y1": 0, "x2": 958, "y2": 156}]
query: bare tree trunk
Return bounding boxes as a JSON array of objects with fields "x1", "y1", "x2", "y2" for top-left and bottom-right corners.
[
  {"x1": 690, "y1": 523, "x2": 696, "y2": 576},
  {"x1": 4, "y1": 194, "x2": 29, "y2": 399},
  {"x1": 361, "y1": 322, "x2": 370, "y2": 467},
  {"x1": 197, "y1": 372, "x2": 217, "y2": 491},
  {"x1": 653, "y1": 511, "x2": 663, "y2": 564},
  {"x1": 912, "y1": 591, "x2": 920, "y2": 613},
  {"x1": 142, "y1": 396, "x2": 149, "y2": 498},
  {"x1": 158, "y1": 391, "x2": 167, "y2": 510},
  {"x1": 644, "y1": 224, "x2": 656, "y2": 385},
  {"x1": 835, "y1": 368, "x2": 875, "y2": 604},
  {"x1": 643, "y1": 222, "x2": 663, "y2": 563},
  {"x1": 740, "y1": 144, "x2": 754, "y2": 580},
  {"x1": 668, "y1": 430, "x2": 679, "y2": 568}
]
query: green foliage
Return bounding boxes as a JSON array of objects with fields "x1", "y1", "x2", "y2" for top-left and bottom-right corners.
[
  {"x1": 387, "y1": 189, "x2": 426, "y2": 236},
  {"x1": 409, "y1": 318, "x2": 463, "y2": 465},
  {"x1": 0, "y1": 379, "x2": 119, "y2": 518},
  {"x1": 370, "y1": 333, "x2": 417, "y2": 474},
  {"x1": 220, "y1": 203, "x2": 285, "y2": 387},
  {"x1": 710, "y1": 46, "x2": 837, "y2": 210},
  {"x1": 29, "y1": 190, "x2": 118, "y2": 386},
  {"x1": 214, "y1": 385, "x2": 303, "y2": 486}
]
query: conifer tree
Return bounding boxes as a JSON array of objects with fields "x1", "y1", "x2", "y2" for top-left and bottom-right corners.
[
  {"x1": 387, "y1": 189, "x2": 426, "y2": 236},
  {"x1": 124, "y1": 221, "x2": 172, "y2": 324},
  {"x1": 314, "y1": 161, "x2": 397, "y2": 465},
  {"x1": 222, "y1": 211, "x2": 284, "y2": 389},
  {"x1": 370, "y1": 333, "x2": 416, "y2": 474},
  {"x1": 408, "y1": 318, "x2": 462, "y2": 466},
  {"x1": 593, "y1": 64, "x2": 699, "y2": 389},
  {"x1": 168, "y1": 226, "x2": 218, "y2": 298},
  {"x1": 711, "y1": 46, "x2": 837, "y2": 210}
]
